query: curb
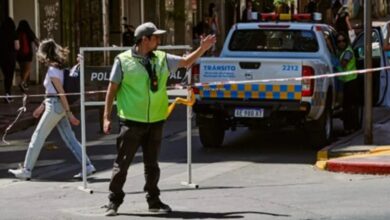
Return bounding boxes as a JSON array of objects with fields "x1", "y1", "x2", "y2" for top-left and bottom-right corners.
[
  {"x1": 326, "y1": 155, "x2": 390, "y2": 174},
  {"x1": 315, "y1": 115, "x2": 390, "y2": 173},
  {"x1": 315, "y1": 130, "x2": 366, "y2": 169}
]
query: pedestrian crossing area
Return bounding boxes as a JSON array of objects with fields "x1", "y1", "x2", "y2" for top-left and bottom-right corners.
[{"x1": 0, "y1": 155, "x2": 254, "y2": 190}]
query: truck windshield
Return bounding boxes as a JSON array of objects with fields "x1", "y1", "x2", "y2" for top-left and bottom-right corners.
[{"x1": 229, "y1": 29, "x2": 319, "y2": 52}]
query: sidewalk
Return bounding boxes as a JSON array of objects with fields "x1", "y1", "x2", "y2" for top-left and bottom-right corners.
[{"x1": 316, "y1": 107, "x2": 390, "y2": 174}]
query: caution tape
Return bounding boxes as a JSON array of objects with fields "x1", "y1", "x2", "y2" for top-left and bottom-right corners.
[
  {"x1": 0, "y1": 91, "x2": 106, "y2": 145},
  {"x1": 0, "y1": 90, "x2": 107, "y2": 99},
  {"x1": 195, "y1": 65, "x2": 390, "y2": 87},
  {"x1": 1, "y1": 65, "x2": 390, "y2": 100},
  {"x1": 0, "y1": 89, "x2": 195, "y2": 144},
  {"x1": 1, "y1": 94, "x2": 27, "y2": 145},
  {"x1": 2, "y1": 65, "x2": 390, "y2": 145}
]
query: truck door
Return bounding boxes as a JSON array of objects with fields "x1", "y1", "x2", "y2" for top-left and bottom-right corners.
[
  {"x1": 320, "y1": 27, "x2": 342, "y2": 108},
  {"x1": 352, "y1": 28, "x2": 389, "y2": 106}
]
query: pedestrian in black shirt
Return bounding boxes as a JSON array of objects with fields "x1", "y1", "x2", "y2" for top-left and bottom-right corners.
[
  {"x1": 16, "y1": 20, "x2": 40, "y2": 92},
  {"x1": 306, "y1": 0, "x2": 318, "y2": 14},
  {"x1": 242, "y1": 0, "x2": 258, "y2": 22},
  {"x1": 122, "y1": 24, "x2": 135, "y2": 47},
  {"x1": 0, "y1": 17, "x2": 19, "y2": 103}
]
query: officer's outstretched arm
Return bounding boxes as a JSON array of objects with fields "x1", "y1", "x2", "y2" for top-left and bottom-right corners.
[{"x1": 178, "y1": 34, "x2": 216, "y2": 68}]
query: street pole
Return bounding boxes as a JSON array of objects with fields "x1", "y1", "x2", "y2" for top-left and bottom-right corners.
[
  {"x1": 34, "y1": 0, "x2": 40, "y2": 84},
  {"x1": 364, "y1": 0, "x2": 373, "y2": 144},
  {"x1": 102, "y1": 0, "x2": 109, "y2": 64},
  {"x1": 141, "y1": 0, "x2": 145, "y2": 23},
  {"x1": 8, "y1": 0, "x2": 13, "y2": 18}
]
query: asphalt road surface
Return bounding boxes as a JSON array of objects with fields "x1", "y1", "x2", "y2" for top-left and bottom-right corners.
[{"x1": 1, "y1": 107, "x2": 389, "y2": 220}]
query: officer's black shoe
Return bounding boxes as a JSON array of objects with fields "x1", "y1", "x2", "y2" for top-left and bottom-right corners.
[{"x1": 148, "y1": 198, "x2": 172, "y2": 213}]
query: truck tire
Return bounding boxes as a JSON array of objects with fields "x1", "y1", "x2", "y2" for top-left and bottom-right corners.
[
  {"x1": 197, "y1": 114, "x2": 225, "y2": 148},
  {"x1": 306, "y1": 102, "x2": 333, "y2": 150}
]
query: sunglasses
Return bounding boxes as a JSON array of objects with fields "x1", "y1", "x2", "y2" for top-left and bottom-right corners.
[{"x1": 337, "y1": 39, "x2": 346, "y2": 43}]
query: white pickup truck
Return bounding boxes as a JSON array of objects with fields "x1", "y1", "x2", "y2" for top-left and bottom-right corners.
[{"x1": 192, "y1": 21, "x2": 355, "y2": 149}]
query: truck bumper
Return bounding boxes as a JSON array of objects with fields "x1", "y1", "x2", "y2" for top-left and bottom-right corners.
[{"x1": 194, "y1": 99, "x2": 310, "y2": 129}]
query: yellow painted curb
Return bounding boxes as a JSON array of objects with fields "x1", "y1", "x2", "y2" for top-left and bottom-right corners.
[
  {"x1": 370, "y1": 146, "x2": 390, "y2": 153},
  {"x1": 316, "y1": 145, "x2": 390, "y2": 170},
  {"x1": 315, "y1": 160, "x2": 327, "y2": 170},
  {"x1": 315, "y1": 150, "x2": 328, "y2": 170},
  {"x1": 317, "y1": 150, "x2": 328, "y2": 161}
]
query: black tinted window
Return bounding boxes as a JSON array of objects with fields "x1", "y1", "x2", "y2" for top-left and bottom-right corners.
[{"x1": 229, "y1": 29, "x2": 319, "y2": 52}]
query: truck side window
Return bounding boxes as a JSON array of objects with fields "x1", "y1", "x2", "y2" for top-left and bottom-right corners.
[
  {"x1": 353, "y1": 30, "x2": 381, "y2": 60},
  {"x1": 322, "y1": 30, "x2": 337, "y2": 55}
]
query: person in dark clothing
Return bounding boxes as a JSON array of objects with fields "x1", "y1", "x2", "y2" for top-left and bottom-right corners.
[
  {"x1": 103, "y1": 22, "x2": 216, "y2": 216},
  {"x1": 16, "y1": 20, "x2": 39, "y2": 92},
  {"x1": 193, "y1": 17, "x2": 211, "y2": 48},
  {"x1": 242, "y1": 0, "x2": 258, "y2": 22},
  {"x1": 122, "y1": 24, "x2": 135, "y2": 47},
  {"x1": 336, "y1": 33, "x2": 359, "y2": 133},
  {"x1": 0, "y1": 17, "x2": 19, "y2": 103},
  {"x1": 332, "y1": 0, "x2": 342, "y2": 21},
  {"x1": 306, "y1": 0, "x2": 318, "y2": 14},
  {"x1": 334, "y1": 5, "x2": 352, "y2": 36},
  {"x1": 195, "y1": 17, "x2": 210, "y2": 36}
]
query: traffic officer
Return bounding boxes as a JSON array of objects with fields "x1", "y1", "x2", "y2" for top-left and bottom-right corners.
[
  {"x1": 103, "y1": 22, "x2": 216, "y2": 216},
  {"x1": 336, "y1": 32, "x2": 359, "y2": 133}
]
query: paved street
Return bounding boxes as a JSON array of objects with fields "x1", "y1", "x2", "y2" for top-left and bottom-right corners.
[{"x1": 1, "y1": 106, "x2": 390, "y2": 220}]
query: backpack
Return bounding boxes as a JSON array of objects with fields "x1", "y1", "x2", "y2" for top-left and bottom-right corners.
[
  {"x1": 19, "y1": 32, "x2": 30, "y2": 56},
  {"x1": 63, "y1": 64, "x2": 80, "y2": 104}
]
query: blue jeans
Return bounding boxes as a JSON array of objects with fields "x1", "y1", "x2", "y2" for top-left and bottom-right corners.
[{"x1": 23, "y1": 97, "x2": 92, "y2": 171}]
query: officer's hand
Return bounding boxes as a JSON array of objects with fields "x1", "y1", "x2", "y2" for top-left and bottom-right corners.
[{"x1": 200, "y1": 34, "x2": 217, "y2": 51}]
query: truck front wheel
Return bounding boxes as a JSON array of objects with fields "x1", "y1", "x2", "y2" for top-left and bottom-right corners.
[{"x1": 197, "y1": 114, "x2": 225, "y2": 148}]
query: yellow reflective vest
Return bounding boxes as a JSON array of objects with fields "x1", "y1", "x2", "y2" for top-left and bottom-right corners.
[
  {"x1": 338, "y1": 46, "x2": 357, "y2": 82},
  {"x1": 116, "y1": 50, "x2": 170, "y2": 123}
]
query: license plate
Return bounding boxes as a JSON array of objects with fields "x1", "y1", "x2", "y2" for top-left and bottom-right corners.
[{"x1": 234, "y1": 108, "x2": 264, "y2": 118}]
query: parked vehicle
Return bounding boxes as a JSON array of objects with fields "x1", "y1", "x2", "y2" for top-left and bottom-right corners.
[{"x1": 191, "y1": 15, "x2": 390, "y2": 149}]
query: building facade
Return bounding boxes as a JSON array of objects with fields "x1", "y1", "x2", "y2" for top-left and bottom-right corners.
[{"x1": 1, "y1": 0, "x2": 390, "y2": 84}]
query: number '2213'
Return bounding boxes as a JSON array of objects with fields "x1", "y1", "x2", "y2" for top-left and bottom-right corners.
[{"x1": 282, "y1": 65, "x2": 299, "y2": 71}]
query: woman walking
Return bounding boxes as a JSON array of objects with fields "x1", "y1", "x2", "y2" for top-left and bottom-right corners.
[
  {"x1": 8, "y1": 39, "x2": 95, "y2": 180},
  {"x1": 16, "y1": 20, "x2": 40, "y2": 92}
]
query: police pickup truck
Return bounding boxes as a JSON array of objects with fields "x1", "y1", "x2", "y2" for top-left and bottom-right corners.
[{"x1": 192, "y1": 16, "x2": 357, "y2": 149}]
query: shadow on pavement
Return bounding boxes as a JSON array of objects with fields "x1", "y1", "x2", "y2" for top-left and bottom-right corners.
[
  {"x1": 93, "y1": 185, "x2": 245, "y2": 195},
  {"x1": 119, "y1": 210, "x2": 290, "y2": 218}
]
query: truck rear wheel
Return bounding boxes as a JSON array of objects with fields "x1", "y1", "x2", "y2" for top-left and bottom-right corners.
[
  {"x1": 197, "y1": 114, "x2": 225, "y2": 148},
  {"x1": 306, "y1": 102, "x2": 333, "y2": 150}
]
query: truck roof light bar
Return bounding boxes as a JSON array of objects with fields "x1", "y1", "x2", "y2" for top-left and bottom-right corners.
[{"x1": 260, "y1": 13, "x2": 313, "y2": 22}]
